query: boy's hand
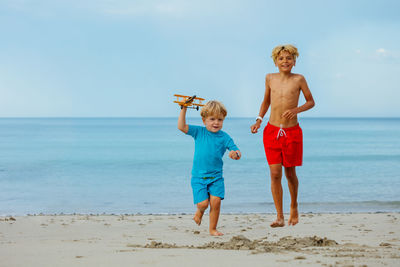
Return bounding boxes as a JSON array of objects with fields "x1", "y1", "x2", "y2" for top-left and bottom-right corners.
[
  {"x1": 229, "y1": 150, "x2": 241, "y2": 160},
  {"x1": 250, "y1": 121, "x2": 262, "y2": 133},
  {"x1": 282, "y1": 108, "x2": 298, "y2": 120}
]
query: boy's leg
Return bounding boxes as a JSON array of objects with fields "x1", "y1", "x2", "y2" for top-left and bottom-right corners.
[
  {"x1": 193, "y1": 199, "x2": 209, "y2": 225},
  {"x1": 209, "y1": 195, "x2": 223, "y2": 236},
  {"x1": 269, "y1": 164, "x2": 285, "y2": 227},
  {"x1": 284, "y1": 166, "x2": 299, "y2": 226}
]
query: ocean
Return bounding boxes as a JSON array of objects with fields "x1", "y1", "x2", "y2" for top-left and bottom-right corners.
[{"x1": 0, "y1": 117, "x2": 399, "y2": 215}]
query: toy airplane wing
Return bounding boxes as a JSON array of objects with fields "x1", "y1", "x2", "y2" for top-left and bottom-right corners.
[{"x1": 173, "y1": 94, "x2": 205, "y2": 110}]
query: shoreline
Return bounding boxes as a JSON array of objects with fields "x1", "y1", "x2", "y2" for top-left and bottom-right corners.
[
  {"x1": 2, "y1": 200, "x2": 399, "y2": 217},
  {"x1": 1, "y1": 213, "x2": 399, "y2": 266},
  {"x1": 1, "y1": 210, "x2": 400, "y2": 217}
]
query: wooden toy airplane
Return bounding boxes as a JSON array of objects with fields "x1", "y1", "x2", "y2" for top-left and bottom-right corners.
[{"x1": 173, "y1": 94, "x2": 205, "y2": 110}]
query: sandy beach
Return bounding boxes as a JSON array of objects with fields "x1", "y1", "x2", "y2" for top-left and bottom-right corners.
[{"x1": 1, "y1": 213, "x2": 399, "y2": 266}]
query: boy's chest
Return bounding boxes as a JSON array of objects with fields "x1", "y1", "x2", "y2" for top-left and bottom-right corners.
[
  {"x1": 270, "y1": 81, "x2": 300, "y2": 98},
  {"x1": 196, "y1": 135, "x2": 226, "y2": 153}
]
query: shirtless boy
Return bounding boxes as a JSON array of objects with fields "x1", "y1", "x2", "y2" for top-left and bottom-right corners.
[{"x1": 250, "y1": 44, "x2": 315, "y2": 227}]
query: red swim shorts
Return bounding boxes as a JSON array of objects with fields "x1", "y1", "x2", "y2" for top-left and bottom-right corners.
[{"x1": 263, "y1": 123, "x2": 303, "y2": 167}]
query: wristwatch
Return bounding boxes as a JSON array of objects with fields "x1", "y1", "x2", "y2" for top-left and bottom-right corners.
[{"x1": 256, "y1": 116, "x2": 263, "y2": 122}]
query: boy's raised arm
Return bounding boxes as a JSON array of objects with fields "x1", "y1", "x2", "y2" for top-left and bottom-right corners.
[{"x1": 178, "y1": 107, "x2": 189, "y2": 133}]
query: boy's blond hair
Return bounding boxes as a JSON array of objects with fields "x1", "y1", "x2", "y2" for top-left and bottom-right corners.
[
  {"x1": 271, "y1": 44, "x2": 299, "y2": 63},
  {"x1": 200, "y1": 100, "x2": 227, "y2": 118}
]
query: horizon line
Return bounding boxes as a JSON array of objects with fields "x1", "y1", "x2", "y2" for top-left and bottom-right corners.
[{"x1": 0, "y1": 116, "x2": 399, "y2": 119}]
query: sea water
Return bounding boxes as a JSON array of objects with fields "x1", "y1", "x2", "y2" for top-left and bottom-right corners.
[{"x1": 0, "y1": 118, "x2": 399, "y2": 215}]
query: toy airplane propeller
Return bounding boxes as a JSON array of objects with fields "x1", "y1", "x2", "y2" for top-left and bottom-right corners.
[{"x1": 173, "y1": 94, "x2": 205, "y2": 110}]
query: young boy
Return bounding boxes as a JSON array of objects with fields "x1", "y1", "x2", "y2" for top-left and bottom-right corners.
[
  {"x1": 178, "y1": 100, "x2": 241, "y2": 236},
  {"x1": 250, "y1": 44, "x2": 315, "y2": 227}
]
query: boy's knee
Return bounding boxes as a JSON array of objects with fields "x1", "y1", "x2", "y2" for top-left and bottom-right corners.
[
  {"x1": 285, "y1": 171, "x2": 297, "y2": 181},
  {"x1": 197, "y1": 200, "x2": 209, "y2": 211},
  {"x1": 270, "y1": 171, "x2": 282, "y2": 181},
  {"x1": 210, "y1": 196, "x2": 221, "y2": 207},
  {"x1": 269, "y1": 166, "x2": 282, "y2": 180},
  {"x1": 284, "y1": 168, "x2": 297, "y2": 180}
]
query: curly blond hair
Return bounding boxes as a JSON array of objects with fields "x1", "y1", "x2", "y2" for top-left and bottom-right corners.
[
  {"x1": 200, "y1": 100, "x2": 227, "y2": 119},
  {"x1": 271, "y1": 44, "x2": 299, "y2": 63}
]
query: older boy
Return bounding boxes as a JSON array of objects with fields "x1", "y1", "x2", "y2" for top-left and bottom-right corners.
[
  {"x1": 178, "y1": 100, "x2": 241, "y2": 236},
  {"x1": 250, "y1": 44, "x2": 315, "y2": 227}
]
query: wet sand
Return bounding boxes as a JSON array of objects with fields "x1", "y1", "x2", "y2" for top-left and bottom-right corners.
[{"x1": 1, "y1": 213, "x2": 399, "y2": 266}]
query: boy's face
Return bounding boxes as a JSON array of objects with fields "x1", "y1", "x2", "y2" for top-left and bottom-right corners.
[
  {"x1": 275, "y1": 50, "x2": 296, "y2": 72},
  {"x1": 202, "y1": 114, "x2": 225, "y2": 133}
]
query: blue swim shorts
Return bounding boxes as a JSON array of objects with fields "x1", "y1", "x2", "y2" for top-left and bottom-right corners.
[{"x1": 191, "y1": 176, "x2": 225, "y2": 204}]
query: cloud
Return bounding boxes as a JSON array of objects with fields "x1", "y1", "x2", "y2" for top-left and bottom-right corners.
[
  {"x1": 376, "y1": 48, "x2": 387, "y2": 56},
  {"x1": 353, "y1": 47, "x2": 399, "y2": 62},
  {"x1": 374, "y1": 48, "x2": 400, "y2": 62}
]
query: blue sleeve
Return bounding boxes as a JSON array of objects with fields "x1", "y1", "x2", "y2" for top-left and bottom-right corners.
[
  {"x1": 225, "y1": 135, "x2": 239, "y2": 151},
  {"x1": 187, "y1": 125, "x2": 201, "y2": 139}
]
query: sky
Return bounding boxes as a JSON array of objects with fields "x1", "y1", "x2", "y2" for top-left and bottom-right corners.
[{"x1": 1, "y1": 0, "x2": 399, "y2": 117}]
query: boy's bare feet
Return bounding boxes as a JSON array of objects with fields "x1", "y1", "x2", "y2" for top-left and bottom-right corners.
[
  {"x1": 288, "y1": 206, "x2": 299, "y2": 226},
  {"x1": 193, "y1": 209, "x2": 204, "y2": 225},
  {"x1": 270, "y1": 217, "x2": 285, "y2": 228},
  {"x1": 209, "y1": 230, "x2": 224, "y2": 236}
]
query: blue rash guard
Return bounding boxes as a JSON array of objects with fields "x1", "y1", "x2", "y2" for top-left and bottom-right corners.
[{"x1": 186, "y1": 125, "x2": 239, "y2": 178}]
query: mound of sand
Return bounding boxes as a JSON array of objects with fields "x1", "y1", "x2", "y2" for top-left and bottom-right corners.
[{"x1": 140, "y1": 235, "x2": 338, "y2": 253}]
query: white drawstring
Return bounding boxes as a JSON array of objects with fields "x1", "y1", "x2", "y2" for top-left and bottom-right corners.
[{"x1": 277, "y1": 124, "x2": 287, "y2": 139}]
